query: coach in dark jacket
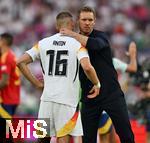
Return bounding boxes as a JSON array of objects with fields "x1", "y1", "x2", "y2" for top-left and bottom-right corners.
[{"x1": 60, "y1": 6, "x2": 135, "y2": 143}]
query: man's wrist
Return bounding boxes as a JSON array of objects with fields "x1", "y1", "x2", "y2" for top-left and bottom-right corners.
[{"x1": 95, "y1": 82, "x2": 101, "y2": 88}]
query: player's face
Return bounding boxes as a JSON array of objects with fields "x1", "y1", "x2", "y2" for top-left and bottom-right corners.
[{"x1": 78, "y1": 12, "x2": 95, "y2": 35}]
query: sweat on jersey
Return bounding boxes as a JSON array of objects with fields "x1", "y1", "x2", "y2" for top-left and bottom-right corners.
[{"x1": 26, "y1": 33, "x2": 89, "y2": 107}]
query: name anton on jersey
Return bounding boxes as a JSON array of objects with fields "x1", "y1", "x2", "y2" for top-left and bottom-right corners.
[{"x1": 53, "y1": 40, "x2": 66, "y2": 46}]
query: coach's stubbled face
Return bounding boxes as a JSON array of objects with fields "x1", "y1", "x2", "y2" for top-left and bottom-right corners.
[{"x1": 78, "y1": 12, "x2": 95, "y2": 35}]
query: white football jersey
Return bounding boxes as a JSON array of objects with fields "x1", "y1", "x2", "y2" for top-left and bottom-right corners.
[
  {"x1": 113, "y1": 58, "x2": 128, "y2": 73},
  {"x1": 26, "y1": 33, "x2": 89, "y2": 107}
]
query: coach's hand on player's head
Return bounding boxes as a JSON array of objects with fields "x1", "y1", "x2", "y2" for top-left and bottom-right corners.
[{"x1": 87, "y1": 85, "x2": 100, "y2": 98}]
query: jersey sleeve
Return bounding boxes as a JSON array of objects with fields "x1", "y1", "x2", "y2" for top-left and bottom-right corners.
[
  {"x1": 77, "y1": 47, "x2": 89, "y2": 61},
  {"x1": 26, "y1": 43, "x2": 40, "y2": 61},
  {"x1": 113, "y1": 58, "x2": 128, "y2": 73}
]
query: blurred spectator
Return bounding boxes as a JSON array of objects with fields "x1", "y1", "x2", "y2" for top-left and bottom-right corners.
[{"x1": 128, "y1": 58, "x2": 150, "y2": 143}]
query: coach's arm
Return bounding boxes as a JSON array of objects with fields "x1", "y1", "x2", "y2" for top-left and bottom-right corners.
[
  {"x1": 60, "y1": 28, "x2": 109, "y2": 51},
  {"x1": 80, "y1": 57, "x2": 100, "y2": 98}
]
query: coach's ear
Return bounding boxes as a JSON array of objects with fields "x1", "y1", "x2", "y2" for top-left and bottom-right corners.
[{"x1": 93, "y1": 17, "x2": 96, "y2": 26}]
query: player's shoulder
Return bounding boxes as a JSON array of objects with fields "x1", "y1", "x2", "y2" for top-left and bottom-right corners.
[
  {"x1": 112, "y1": 57, "x2": 118, "y2": 62},
  {"x1": 6, "y1": 50, "x2": 15, "y2": 58},
  {"x1": 113, "y1": 58, "x2": 124, "y2": 64},
  {"x1": 39, "y1": 34, "x2": 58, "y2": 43},
  {"x1": 62, "y1": 35, "x2": 81, "y2": 47},
  {"x1": 112, "y1": 58, "x2": 122, "y2": 65},
  {"x1": 38, "y1": 33, "x2": 81, "y2": 49},
  {"x1": 42, "y1": 33, "x2": 80, "y2": 44},
  {"x1": 2, "y1": 50, "x2": 16, "y2": 64},
  {"x1": 38, "y1": 33, "x2": 66, "y2": 45}
]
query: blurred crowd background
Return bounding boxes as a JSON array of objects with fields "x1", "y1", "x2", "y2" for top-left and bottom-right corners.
[{"x1": 0, "y1": 0, "x2": 149, "y2": 128}]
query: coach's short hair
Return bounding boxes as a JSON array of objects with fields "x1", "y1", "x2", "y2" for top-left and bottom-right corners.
[
  {"x1": 56, "y1": 11, "x2": 73, "y2": 28},
  {"x1": 77, "y1": 6, "x2": 96, "y2": 18},
  {"x1": 0, "y1": 33, "x2": 13, "y2": 46}
]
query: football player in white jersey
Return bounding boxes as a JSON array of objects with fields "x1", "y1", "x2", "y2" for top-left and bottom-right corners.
[{"x1": 17, "y1": 12, "x2": 100, "y2": 143}]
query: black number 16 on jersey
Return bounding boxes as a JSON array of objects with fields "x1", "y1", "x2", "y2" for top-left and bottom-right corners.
[{"x1": 46, "y1": 50, "x2": 68, "y2": 76}]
